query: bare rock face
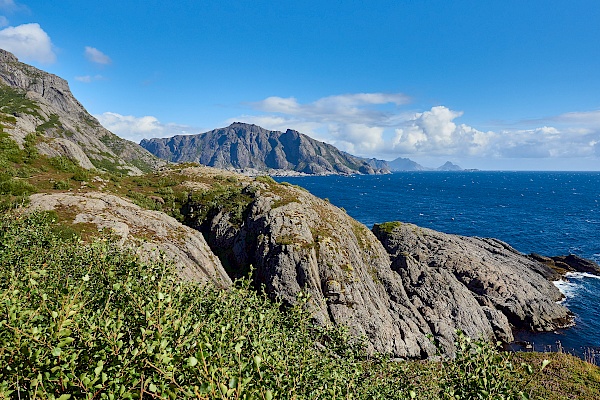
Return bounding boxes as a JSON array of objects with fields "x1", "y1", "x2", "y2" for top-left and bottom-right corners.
[
  {"x1": 530, "y1": 253, "x2": 600, "y2": 276},
  {"x1": 0, "y1": 49, "x2": 162, "y2": 175},
  {"x1": 27, "y1": 192, "x2": 230, "y2": 287},
  {"x1": 372, "y1": 222, "x2": 572, "y2": 338}
]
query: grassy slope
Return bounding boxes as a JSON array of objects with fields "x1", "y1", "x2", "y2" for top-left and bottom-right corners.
[{"x1": 1, "y1": 134, "x2": 599, "y2": 399}]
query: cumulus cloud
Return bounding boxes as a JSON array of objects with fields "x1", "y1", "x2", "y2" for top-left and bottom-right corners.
[
  {"x1": 234, "y1": 93, "x2": 600, "y2": 164},
  {"x1": 95, "y1": 112, "x2": 198, "y2": 143},
  {"x1": 84, "y1": 46, "x2": 111, "y2": 65},
  {"x1": 0, "y1": 23, "x2": 55, "y2": 63},
  {"x1": 392, "y1": 106, "x2": 494, "y2": 156}
]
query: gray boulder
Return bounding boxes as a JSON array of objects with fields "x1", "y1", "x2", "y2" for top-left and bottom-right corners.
[{"x1": 27, "y1": 191, "x2": 231, "y2": 287}]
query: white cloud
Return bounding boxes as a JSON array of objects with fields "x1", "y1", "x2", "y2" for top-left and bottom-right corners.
[
  {"x1": 75, "y1": 74, "x2": 106, "y2": 83},
  {"x1": 392, "y1": 106, "x2": 494, "y2": 156},
  {"x1": 234, "y1": 93, "x2": 600, "y2": 164},
  {"x1": 253, "y1": 92, "x2": 410, "y2": 125},
  {"x1": 84, "y1": 46, "x2": 111, "y2": 65},
  {"x1": 95, "y1": 112, "x2": 198, "y2": 143},
  {"x1": 0, "y1": 23, "x2": 55, "y2": 63}
]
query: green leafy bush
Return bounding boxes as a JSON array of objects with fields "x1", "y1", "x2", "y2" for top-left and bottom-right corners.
[
  {"x1": 437, "y1": 331, "x2": 548, "y2": 400},
  {"x1": 0, "y1": 178, "x2": 36, "y2": 196},
  {"x1": 0, "y1": 213, "x2": 559, "y2": 399},
  {"x1": 53, "y1": 180, "x2": 70, "y2": 190},
  {"x1": 0, "y1": 212, "x2": 389, "y2": 399},
  {"x1": 49, "y1": 156, "x2": 79, "y2": 173}
]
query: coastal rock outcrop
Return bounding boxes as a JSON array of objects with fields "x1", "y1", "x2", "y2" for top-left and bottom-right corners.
[
  {"x1": 179, "y1": 168, "x2": 572, "y2": 357},
  {"x1": 529, "y1": 253, "x2": 600, "y2": 276},
  {"x1": 372, "y1": 222, "x2": 572, "y2": 338},
  {"x1": 27, "y1": 191, "x2": 231, "y2": 286},
  {"x1": 181, "y1": 169, "x2": 436, "y2": 357}
]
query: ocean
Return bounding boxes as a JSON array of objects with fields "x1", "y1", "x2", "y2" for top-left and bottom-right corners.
[{"x1": 274, "y1": 171, "x2": 600, "y2": 361}]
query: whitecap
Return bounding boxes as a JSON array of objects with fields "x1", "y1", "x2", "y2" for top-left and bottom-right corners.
[
  {"x1": 553, "y1": 279, "x2": 581, "y2": 299},
  {"x1": 565, "y1": 272, "x2": 600, "y2": 280}
]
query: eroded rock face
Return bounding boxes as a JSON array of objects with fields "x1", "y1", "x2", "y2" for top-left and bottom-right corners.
[
  {"x1": 27, "y1": 192, "x2": 230, "y2": 287},
  {"x1": 372, "y1": 223, "x2": 572, "y2": 338},
  {"x1": 175, "y1": 168, "x2": 576, "y2": 357}
]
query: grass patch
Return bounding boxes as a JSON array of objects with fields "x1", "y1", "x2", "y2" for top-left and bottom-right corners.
[
  {"x1": 0, "y1": 84, "x2": 41, "y2": 119},
  {"x1": 374, "y1": 221, "x2": 403, "y2": 234},
  {"x1": 35, "y1": 113, "x2": 61, "y2": 135}
]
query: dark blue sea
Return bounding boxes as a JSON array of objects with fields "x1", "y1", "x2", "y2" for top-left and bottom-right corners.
[{"x1": 275, "y1": 172, "x2": 600, "y2": 361}]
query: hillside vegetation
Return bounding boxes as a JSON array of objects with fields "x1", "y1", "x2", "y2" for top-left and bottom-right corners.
[
  {"x1": 1, "y1": 130, "x2": 599, "y2": 398},
  {"x1": 3, "y1": 211, "x2": 597, "y2": 400}
]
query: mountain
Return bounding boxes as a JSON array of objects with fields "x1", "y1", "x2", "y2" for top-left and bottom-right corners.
[
  {"x1": 140, "y1": 122, "x2": 389, "y2": 175},
  {"x1": 386, "y1": 156, "x2": 427, "y2": 171},
  {"x1": 437, "y1": 161, "x2": 462, "y2": 171},
  {"x1": 0, "y1": 49, "x2": 162, "y2": 175},
  {"x1": 385, "y1": 157, "x2": 463, "y2": 171}
]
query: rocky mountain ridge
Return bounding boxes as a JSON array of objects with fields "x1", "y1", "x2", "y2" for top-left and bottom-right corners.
[
  {"x1": 0, "y1": 49, "x2": 162, "y2": 175},
  {"x1": 140, "y1": 122, "x2": 390, "y2": 175},
  {"x1": 140, "y1": 122, "x2": 462, "y2": 175}
]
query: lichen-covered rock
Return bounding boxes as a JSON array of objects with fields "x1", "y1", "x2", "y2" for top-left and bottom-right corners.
[
  {"x1": 187, "y1": 175, "x2": 436, "y2": 358},
  {"x1": 27, "y1": 192, "x2": 230, "y2": 287},
  {"x1": 178, "y1": 168, "x2": 575, "y2": 358}
]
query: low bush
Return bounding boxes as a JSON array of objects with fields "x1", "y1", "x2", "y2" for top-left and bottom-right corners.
[
  {"x1": 0, "y1": 212, "x2": 384, "y2": 399},
  {"x1": 0, "y1": 212, "x2": 581, "y2": 399}
]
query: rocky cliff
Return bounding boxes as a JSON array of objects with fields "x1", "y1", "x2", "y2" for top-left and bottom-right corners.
[
  {"x1": 0, "y1": 49, "x2": 162, "y2": 175},
  {"x1": 140, "y1": 122, "x2": 389, "y2": 175},
  {"x1": 176, "y1": 167, "x2": 571, "y2": 357},
  {"x1": 372, "y1": 223, "x2": 571, "y2": 348}
]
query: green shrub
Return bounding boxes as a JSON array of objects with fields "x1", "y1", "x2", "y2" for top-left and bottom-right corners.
[
  {"x1": 185, "y1": 184, "x2": 254, "y2": 227},
  {"x1": 0, "y1": 131, "x2": 23, "y2": 164},
  {"x1": 255, "y1": 175, "x2": 276, "y2": 185},
  {"x1": 53, "y1": 180, "x2": 70, "y2": 190},
  {"x1": 0, "y1": 178, "x2": 36, "y2": 196},
  {"x1": 49, "y1": 156, "x2": 79, "y2": 173},
  {"x1": 437, "y1": 331, "x2": 547, "y2": 399},
  {"x1": 0, "y1": 212, "x2": 379, "y2": 399},
  {"x1": 71, "y1": 168, "x2": 91, "y2": 182}
]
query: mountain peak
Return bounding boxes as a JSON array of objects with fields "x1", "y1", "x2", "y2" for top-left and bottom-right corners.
[
  {"x1": 437, "y1": 161, "x2": 462, "y2": 171},
  {"x1": 0, "y1": 48, "x2": 18, "y2": 63}
]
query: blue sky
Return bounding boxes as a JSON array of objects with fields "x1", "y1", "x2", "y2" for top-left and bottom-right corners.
[{"x1": 1, "y1": 0, "x2": 599, "y2": 170}]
